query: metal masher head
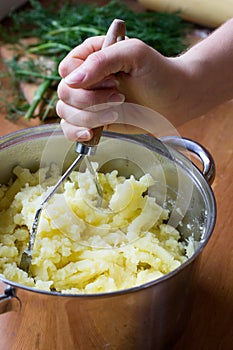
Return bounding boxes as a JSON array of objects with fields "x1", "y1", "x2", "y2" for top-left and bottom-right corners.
[{"x1": 19, "y1": 19, "x2": 126, "y2": 273}]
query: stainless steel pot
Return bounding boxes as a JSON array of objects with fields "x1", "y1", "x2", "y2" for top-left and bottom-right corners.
[{"x1": 0, "y1": 125, "x2": 216, "y2": 350}]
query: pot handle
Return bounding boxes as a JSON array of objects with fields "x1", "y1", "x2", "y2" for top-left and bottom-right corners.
[
  {"x1": 0, "y1": 285, "x2": 21, "y2": 314},
  {"x1": 160, "y1": 136, "x2": 215, "y2": 185}
]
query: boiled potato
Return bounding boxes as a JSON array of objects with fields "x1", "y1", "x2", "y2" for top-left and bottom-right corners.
[{"x1": 0, "y1": 164, "x2": 188, "y2": 293}]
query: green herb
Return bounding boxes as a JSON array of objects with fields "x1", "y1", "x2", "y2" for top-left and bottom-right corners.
[
  {"x1": 24, "y1": 79, "x2": 52, "y2": 120},
  {"x1": 0, "y1": 0, "x2": 192, "y2": 120}
]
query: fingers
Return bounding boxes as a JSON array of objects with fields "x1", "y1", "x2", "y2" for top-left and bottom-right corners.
[
  {"x1": 56, "y1": 37, "x2": 154, "y2": 142},
  {"x1": 62, "y1": 38, "x2": 140, "y2": 89},
  {"x1": 60, "y1": 119, "x2": 92, "y2": 141},
  {"x1": 56, "y1": 75, "x2": 125, "y2": 141},
  {"x1": 58, "y1": 36, "x2": 105, "y2": 78},
  {"x1": 56, "y1": 100, "x2": 119, "y2": 128},
  {"x1": 57, "y1": 78, "x2": 124, "y2": 110},
  {"x1": 60, "y1": 119, "x2": 145, "y2": 141}
]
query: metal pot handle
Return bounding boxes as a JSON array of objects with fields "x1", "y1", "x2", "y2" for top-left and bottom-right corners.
[
  {"x1": 0, "y1": 285, "x2": 21, "y2": 314},
  {"x1": 160, "y1": 136, "x2": 215, "y2": 185}
]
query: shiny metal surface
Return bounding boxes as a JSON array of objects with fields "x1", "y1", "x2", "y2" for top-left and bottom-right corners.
[
  {"x1": 19, "y1": 19, "x2": 126, "y2": 273},
  {"x1": 0, "y1": 124, "x2": 216, "y2": 350},
  {"x1": 160, "y1": 136, "x2": 215, "y2": 184},
  {"x1": 0, "y1": 287, "x2": 21, "y2": 314}
]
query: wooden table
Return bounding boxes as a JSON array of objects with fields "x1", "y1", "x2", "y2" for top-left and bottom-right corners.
[
  {"x1": 1, "y1": 77, "x2": 233, "y2": 350},
  {"x1": 173, "y1": 102, "x2": 233, "y2": 350},
  {"x1": 0, "y1": 1, "x2": 233, "y2": 349}
]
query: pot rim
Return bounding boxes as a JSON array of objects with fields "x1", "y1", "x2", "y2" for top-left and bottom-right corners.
[{"x1": 0, "y1": 124, "x2": 216, "y2": 298}]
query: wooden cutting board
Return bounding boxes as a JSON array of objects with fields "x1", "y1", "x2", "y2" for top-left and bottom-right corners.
[{"x1": 139, "y1": 0, "x2": 233, "y2": 27}]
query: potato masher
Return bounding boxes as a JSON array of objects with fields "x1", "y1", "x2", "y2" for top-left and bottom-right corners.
[{"x1": 19, "y1": 19, "x2": 126, "y2": 273}]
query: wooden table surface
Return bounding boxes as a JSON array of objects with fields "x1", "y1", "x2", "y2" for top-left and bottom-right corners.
[{"x1": 0, "y1": 1, "x2": 233, "y2": 349}]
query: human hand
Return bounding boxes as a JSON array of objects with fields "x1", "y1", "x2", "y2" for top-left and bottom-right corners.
[
  {"x1": 56, "y1": 37, "x2": 183, "y2": 141},
  {"x1": 57, "y1": 18, "x2": 233, "y2": 141}
]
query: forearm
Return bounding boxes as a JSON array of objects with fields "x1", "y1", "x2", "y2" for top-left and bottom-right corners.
[
  {"x1": 57, "y1": 19, "x2": 233, "y2": 140},
  {"x1": 170, "y1": 18, "x2": 233, "y2": 123}
]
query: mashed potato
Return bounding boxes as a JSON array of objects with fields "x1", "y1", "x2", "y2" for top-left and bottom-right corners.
[{"x1": 0, "y1": 164, "x2": 188, "y2": 293}]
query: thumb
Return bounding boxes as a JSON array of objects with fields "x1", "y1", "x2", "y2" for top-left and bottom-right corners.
[{"x1": 64, "y1": 40, "x2": 133, "y2": 88}]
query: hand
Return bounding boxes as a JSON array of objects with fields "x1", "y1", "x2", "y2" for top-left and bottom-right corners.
[
  {"x1": 56, "y1": 37, "x2": 184, "y2": 140},
  {"x1": 56, "y1": 18, "x2": 233, "y2": 141}
]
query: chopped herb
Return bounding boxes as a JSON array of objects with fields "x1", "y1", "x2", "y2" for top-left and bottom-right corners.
[{"x1": 0, "y1": 0, "x2": 192, "y2": 120}]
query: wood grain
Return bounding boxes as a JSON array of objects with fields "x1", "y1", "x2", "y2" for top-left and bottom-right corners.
[
  {"x1": 173, "y1": 102, "x2": 233, "y2": 350},
  {"x1": 0, "y1": 1, "x2": 232, "y2": 348}
]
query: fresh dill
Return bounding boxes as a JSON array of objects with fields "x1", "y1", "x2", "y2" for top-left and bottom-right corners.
[{"x1": 0, "y1": 0, "x2": 192, "y2": 120}]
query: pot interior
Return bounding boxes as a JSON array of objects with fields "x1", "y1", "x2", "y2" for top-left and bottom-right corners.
[{"x1": 0, "y1": 125, "x2": 216, "y2": 284}]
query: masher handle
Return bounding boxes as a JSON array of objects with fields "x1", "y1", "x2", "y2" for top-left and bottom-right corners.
[{"x1": 81, "y1": 19, "x2": 126, "y2": 147}]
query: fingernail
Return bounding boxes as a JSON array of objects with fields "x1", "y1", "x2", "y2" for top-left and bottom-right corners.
[
  {"x1": 65, "y1": 68, "x2": 86, "y2": 85},
  {"x1": 108, "y1": 93, "x2": 125, "y2": 103},
  {"x1": 101, "y1": 79, "x2": 119, "y2": 88},
  {"x1": 76, "y1": 129, "x2": 91, "y2": 141},
  {"x1": 100, "y1": 111, "x2": 119, "y2": 124}
]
